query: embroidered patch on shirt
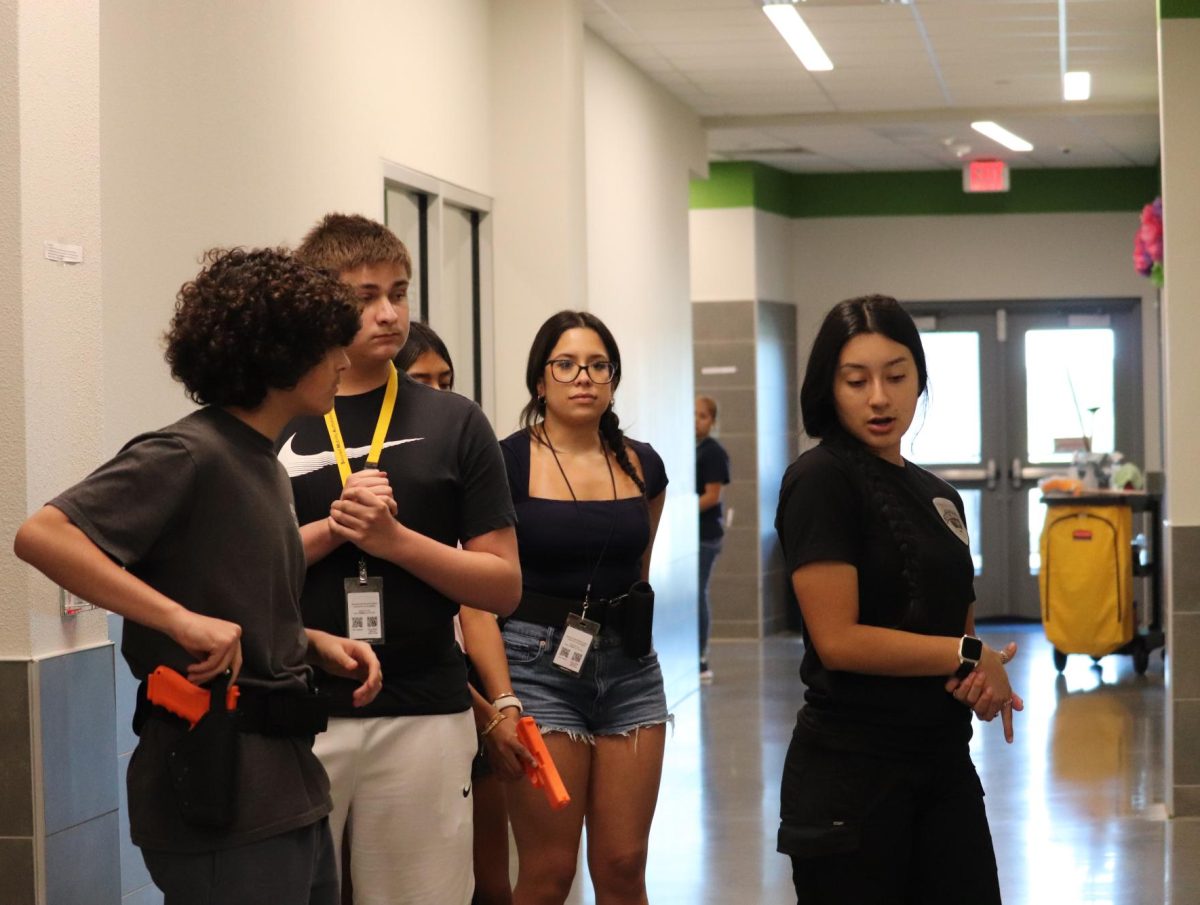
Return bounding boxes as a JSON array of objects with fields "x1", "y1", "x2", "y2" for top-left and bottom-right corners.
[{"x1": 932, "y1": 497, "x2": 970, "y2": 546}]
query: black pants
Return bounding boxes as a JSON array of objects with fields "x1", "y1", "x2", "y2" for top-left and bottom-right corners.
[
  {"x1": 141, "y1": 817, "x2": 338, "y2": 905},
  {"x1": 778, "y1": 723, "x2": 1002, "y2": 905}
]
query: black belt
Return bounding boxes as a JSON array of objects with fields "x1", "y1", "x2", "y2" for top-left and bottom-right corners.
[
  {"x1": 133, "y1": 681, "x2": 329, "y2": 738},
  {"x1": 510, "y1": 588, "x2": 627, "y2": 629},
  {"x1": 509, "y1": 582, "x2": 656, "y2": 659}
]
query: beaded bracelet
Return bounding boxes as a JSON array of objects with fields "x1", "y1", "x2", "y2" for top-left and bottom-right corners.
[
  {"x1": 480, "y1": 712, "x2": 507, "y2": 738},
  {"x1": 492, "y1": 693, "x2": 523, "y2": 714}
]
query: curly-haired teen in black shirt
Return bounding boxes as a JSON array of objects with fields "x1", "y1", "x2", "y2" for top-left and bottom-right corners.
[
  {"x1": 14, "y1": 248, "x2": 382, "y2": 905},
  {"x1": 774, "y1": 295, "x2": 1023, "y2": 905}
]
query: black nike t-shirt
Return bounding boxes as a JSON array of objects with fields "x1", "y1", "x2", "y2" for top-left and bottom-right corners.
[
  {"x1": 279, "y1": 373, "x2": 516, "y2": 717},
  {"x1": 775, "y1": 440, "x2": 976, "y2": 754}
]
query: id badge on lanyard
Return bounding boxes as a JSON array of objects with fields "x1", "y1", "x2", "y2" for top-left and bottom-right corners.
[
  {"x1": 552, "y1": 602, "x2": 600, "y2": 676},
  {"x1": 326, "y1": 363, "x2": 398, "y2": 647}
]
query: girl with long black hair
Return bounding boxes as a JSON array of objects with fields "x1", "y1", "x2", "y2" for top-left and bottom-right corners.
[
  {"x1": 775, "y1": 294, "x2": 1023, "y2": 904},
  {"x1": 500, "y1": 311, "x2": 669, "y2": 905}
]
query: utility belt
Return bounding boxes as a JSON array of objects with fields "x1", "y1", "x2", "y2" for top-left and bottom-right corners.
[
  {"x1": 132, "y1": 669, "x2": 329, "y2": 831},
  {"x1": 133, "y1": 679, "x2": 329, "y2": 739},
  {"x1": 510, "y1": 581, "x2": 655, "y2": 659}
]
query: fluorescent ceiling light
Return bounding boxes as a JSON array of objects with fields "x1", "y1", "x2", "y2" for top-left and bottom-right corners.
[
  {"x1": 970, "y1": 121, "x2": 1033, "y2": 153},
  {"x1": 763, "y1": 2, "x2": 833, "y2": 72},
  {"x1": 1063, "y1": 70, "x2": 1091, "y2": 101}
]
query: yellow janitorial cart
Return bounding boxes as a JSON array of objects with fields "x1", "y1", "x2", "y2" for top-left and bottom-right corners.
[{"x1": 1039, "y1": 492, "x2": 1164, "y2": 674}]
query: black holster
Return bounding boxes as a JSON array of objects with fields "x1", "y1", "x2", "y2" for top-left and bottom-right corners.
[
  {"x1": 619, "y1": 580, "x2": 655, "y2": 659},
  {"x1": 165, "y1": 673, "x2": 239, "y2": 830}
]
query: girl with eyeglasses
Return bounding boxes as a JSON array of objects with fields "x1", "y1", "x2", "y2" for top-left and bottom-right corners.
[{"x1": 499, "y1": 311, "x2": 669, "y2": 905}]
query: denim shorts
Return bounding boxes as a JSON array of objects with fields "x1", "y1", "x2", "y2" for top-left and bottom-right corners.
[{"x1": 501, "y1": 618, "x2": 671, "y2": 741}]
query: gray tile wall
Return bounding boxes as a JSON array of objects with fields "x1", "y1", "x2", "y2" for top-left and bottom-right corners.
[
  {"x1": 1170, "y1": 524, "x2": 1200, "y2": 817},
  {"x1": 695, "y1": 302, "x2": 760, "y2": 639},
  {"x1": 694, "y1": 300, "x2": 799, "y2": 640},
  {"x1": 0, "y1": 646, "x2": 123, "y2": 905}
]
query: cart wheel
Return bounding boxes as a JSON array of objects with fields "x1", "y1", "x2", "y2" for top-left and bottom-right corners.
[
  {"x1": 1133, "y1": 642, "x2": 1150, "y2": 676},
  {"x1": 1053, "y1": 648, "x2": 1068, "y2": 672}
]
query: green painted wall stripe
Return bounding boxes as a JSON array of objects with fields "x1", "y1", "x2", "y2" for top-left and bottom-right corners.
[
  {"x1": 1161, "y1": 0, "x2": 1200, "y2": 19},
  {"x1": 690, "y1": 161, "x2": 1159, "y2": 218}
]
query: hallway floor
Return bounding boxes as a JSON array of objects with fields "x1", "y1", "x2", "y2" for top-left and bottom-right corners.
[{"x1": 560, "y1": 623, "x2": 1200, "y2": 904}]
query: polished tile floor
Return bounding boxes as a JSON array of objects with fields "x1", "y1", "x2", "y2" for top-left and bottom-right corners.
[{"x1": 561, "y1": 623, "x2": 1200, "y2": 904}]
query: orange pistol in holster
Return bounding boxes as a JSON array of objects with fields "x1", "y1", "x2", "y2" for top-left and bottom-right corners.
[
  {"x1": 516, "y1": 716, "x2": 571, "y2": 810},
  {"x1": 146, "y1": 665, "x2": 239, "y2": 728}
]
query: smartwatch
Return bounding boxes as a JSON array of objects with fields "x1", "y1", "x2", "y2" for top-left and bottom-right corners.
[{"x1": 954, "y1": 634, "x2": 984, "y2": 679}]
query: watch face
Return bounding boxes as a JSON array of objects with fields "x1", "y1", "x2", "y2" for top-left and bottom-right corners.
[{"x1": 961, "y1": 635, "x2": 984, "y2": 662}]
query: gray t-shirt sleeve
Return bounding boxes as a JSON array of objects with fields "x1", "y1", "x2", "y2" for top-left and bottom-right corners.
[
  {"x1": 456, "y1": 404, "x2": 517, "y2": 542},
  {"x1": 50, "y1": 435, "x2": 196, "y2": 567}
]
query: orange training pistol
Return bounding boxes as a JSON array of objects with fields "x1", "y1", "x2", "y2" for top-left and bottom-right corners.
[
  {"x1": 516, "y1": 716, "x2": 571, "y2": 810},
  {"x1": 146, "y1": 665, "x2": 239, "y2": 728}
]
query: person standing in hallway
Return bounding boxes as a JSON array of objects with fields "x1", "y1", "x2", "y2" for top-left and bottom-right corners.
[
  {"x1": 395, "y1": 320, "x2": 533, "y2": 905},
  {"x1": 14, "y1": 248, "x2": 384, "y2": 905},
  {"x1": 282, "y1": 214, "x2": 521, "y2": 905},
  {"x1": 695, "y1": 394, "x2": 731, "y2": 682},
  {"x1": 500, "y1": 311, "x2": 670, "y2": 905},
  {"x1": 774, "y1": 294, "x2": 1023, "y2": 905}
]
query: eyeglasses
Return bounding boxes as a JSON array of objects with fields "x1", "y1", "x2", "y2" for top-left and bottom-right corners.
[{"x1": 545, "y1": 358, "x2": 618, "y2": 384}]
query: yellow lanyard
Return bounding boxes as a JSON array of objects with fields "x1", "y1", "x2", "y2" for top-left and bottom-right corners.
[{"x1": 323, "y1": 362, "x2": 399, "y2": 487}]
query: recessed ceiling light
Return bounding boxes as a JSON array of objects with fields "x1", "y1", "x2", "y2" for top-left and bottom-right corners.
[
  {"x1": 970, "y1": 121, "x2": 1033, "y2": 153},
  {"x1": 763, "y1": 1, "x2": 833, "y2": 72},
  {"x1": 1063, "y1": 71, "x2": 1091, "y2": 102}
]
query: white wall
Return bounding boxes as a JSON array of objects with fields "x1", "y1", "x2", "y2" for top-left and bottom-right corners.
[
  {"x1": 1, "y1": 0, "x2": 106, "y2": 658},
  {"x1": 583, "y1": 30, "x2": 707, "y2": 701},
  {"x1": 1160, "y1": 19, "x2": 1200, "y2": 524},
  {"x1": 690, "y1": 207, "x2": 757, "y2": 303},
  {"x1": 101, "y1": 0, "x2": 497, "y2": 453}
]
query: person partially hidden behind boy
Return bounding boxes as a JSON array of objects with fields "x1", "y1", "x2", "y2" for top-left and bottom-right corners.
[{"x1": 14, "y1": 248, "x2": 382, "y2": 905}]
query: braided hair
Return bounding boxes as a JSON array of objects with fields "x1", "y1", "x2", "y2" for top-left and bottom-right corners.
[
  {"x1": 520, "y1": 310, "x2": 646, "y2": 496},
  {"x1": 800, "y1": 295, "x2": 929, "y2": 628}
]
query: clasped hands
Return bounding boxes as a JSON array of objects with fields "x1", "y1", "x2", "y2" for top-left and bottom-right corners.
[
  {"x1": 944, "y1": 641, "x2": 1025, "y2": 744},
  {"x1": 328, "y1": 470, "x2": 402, "y2": 557}
]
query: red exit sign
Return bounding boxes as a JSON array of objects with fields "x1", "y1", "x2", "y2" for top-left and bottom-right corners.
[{"x1": 963, "y1": 160, "x2": 1010, "y2": 193}]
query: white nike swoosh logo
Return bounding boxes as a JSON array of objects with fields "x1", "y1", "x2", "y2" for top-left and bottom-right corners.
[{"x1": 277, "y1": 434, "x2": 424, "y2": 477}]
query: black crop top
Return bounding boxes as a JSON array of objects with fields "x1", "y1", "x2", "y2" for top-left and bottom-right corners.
[{"x1": 500, "y1": 429, "x2": 668, "y2": 601}]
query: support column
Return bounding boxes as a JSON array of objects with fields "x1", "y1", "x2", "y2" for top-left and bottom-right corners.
[
  {"x1": 489, "y1": 0, "x2": 589, "y2": 428},
  {"x1": 1157, "y1": 0, "x2": 1200, "y2": 820},
  {"x1": 0, "y1": 1, "x2": 118, "y2": 902}
]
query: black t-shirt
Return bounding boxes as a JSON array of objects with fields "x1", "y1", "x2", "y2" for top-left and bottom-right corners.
[
  {"x1": 696, "y1": 436, "x2": 731, "y2": 541},
  {"x1": 51, "y1": 407, "x2": 330, "y2": 853},
  {"x1": 500, "y1": 429, "x2": 667, "y2": 602},
  {"x1": 774, "y1": 440, "x2": 975, "y2": 754},
  {"x1": 280, "y1": 373, "x2": 515, "y2": 718}
]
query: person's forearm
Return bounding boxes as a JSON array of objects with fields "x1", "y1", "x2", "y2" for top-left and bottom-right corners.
[
  {"x1": 14, "y1": 507, "x2": 185, "y2": 636},
  {"x1": 377, "y1": 526, "x2": 520, "y2": 615},
  {"x1": 815, "y1": 624, "x2": 976, "y2": 676},
  {"x1": 300, "y1": 519, "x2": 342, "y2": 566},
  {"x1": 460, "y1": 609, "x2": 514, "y2": 700}
]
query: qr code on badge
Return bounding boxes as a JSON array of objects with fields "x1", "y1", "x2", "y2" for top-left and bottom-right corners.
[
  {"x1": 352, "y1": 617, "x2": 364, "y2": 630},
  {"x1": 571, "y1": 650, "x2": 582, "y2": 663},
  {"x1": 367, "y1": 616, "x2": 379, "y2": 629}
]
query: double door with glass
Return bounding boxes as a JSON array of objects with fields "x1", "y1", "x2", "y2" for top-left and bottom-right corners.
[{"x1": 900, "y1": 301, "x2": 1143, "y2": 620}]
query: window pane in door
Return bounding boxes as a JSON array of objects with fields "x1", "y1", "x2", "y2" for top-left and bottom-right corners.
[
  {"x1": 960, "y1": 488, "x2": 983, "y2": 576},
  {"x1": 384, "y1": 185, "x2": 424, "y2": 318},
  {"x1": 1024, "y1": 329, "x2": 1115, "y2": 464},
  {"x1": 434, "y1": 204, "x2": 478, "y2": 402},
  {"x1": 902, "y1": 332, "x2": 982, "y2": 465}
]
